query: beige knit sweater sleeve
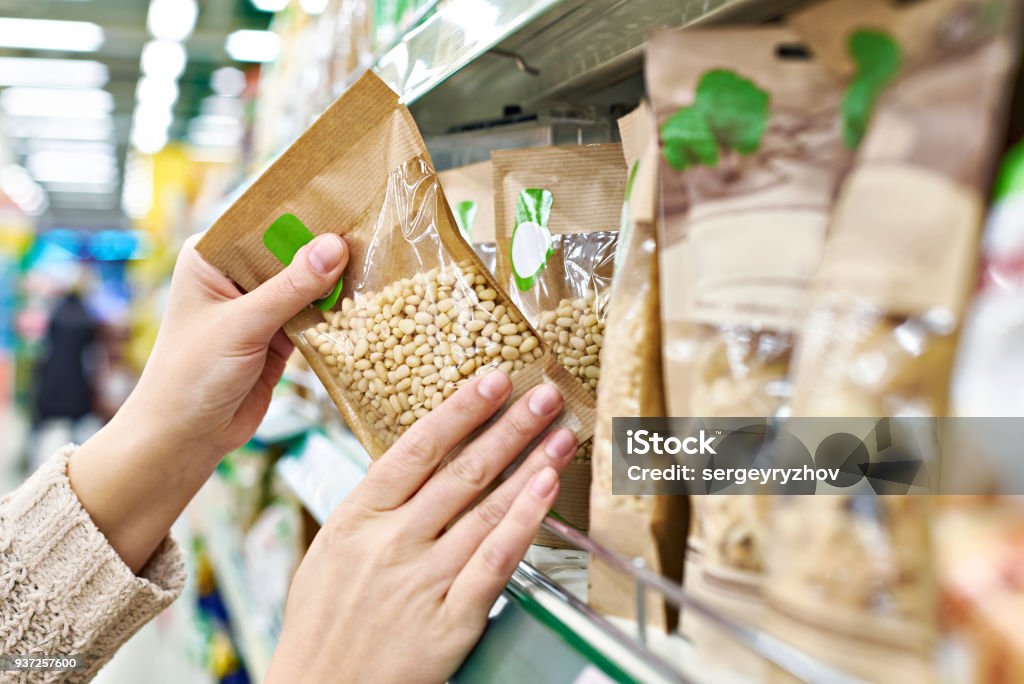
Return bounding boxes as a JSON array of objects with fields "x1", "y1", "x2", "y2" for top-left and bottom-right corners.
[{"x1": 0, "y1": 445, "x2": 186, "y2": 683}]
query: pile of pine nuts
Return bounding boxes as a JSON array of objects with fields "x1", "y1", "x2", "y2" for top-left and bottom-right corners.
[
  {"x1": 538, "y1": 292, "x2": 605, "y2": 398},
  {"x1": 304, "y1": 262, "x2": 540, "y2": 445}
]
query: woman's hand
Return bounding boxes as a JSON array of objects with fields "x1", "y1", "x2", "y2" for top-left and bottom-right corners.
[
  {"x1": 267, "y1": 371, "x2": 577, "y2": 684},
  {"x1": 124, "y1": 231, "x2": 349, "y2": 460},
  {"x1": 71, "y1": 233, "x2": 348, "y2": 571}
]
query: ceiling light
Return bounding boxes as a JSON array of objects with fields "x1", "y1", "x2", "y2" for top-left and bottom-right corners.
[
  {"x1": 0, "y1": 87, "x2": 113, "y2": 118},
  {"x1": 225, "y1": 30, "x2": 280, "y2": 63},
  {"x1": 3, "y1": 117, "x2": 113, "y2": 141},
  {"x1": 24, "y1": 140, "x2": 116, "y2": 157},
  {"x1": 300, "y1": 0, "x2": 329, "y2": 14},
  {"x1": 27, "y1": 152, "x2": 118, "y2": 185},
  {"x1": 133, "y1": 103, "x2": 175, "y2": 132},
  {"x1": 0, "y1": 165, "x2": 48, "y2": 216},
  {"x1": 147, "y1": 0, "x2": 199, "y2": 42},
  {"x1": 141, "y1": 40, "x2": 187, "y2": 79},
  {"x1": 250, "y1": 0, "x2": 289, "y2": 11},
  {"x1": 122, "y1": 153, "x2": 153, "y2": 219},
  {"x1": 211, "y1": 66, "x2": 246, "y2": 97},
  {"x1": 40, "y1": 181, "x2": 118, "y2": 195},
  {"x1": 131, "y1": 127, "x2": 169, "y2": 155},
  {"x1": 0, "y1": 17, "x2": 104, "y2": 52},
  {"x1": 136, "y1": 76, "x2": 179, "y2": 108},
  {"x1": 0, "y1": 57, "x2": 108, "y2": 88}
]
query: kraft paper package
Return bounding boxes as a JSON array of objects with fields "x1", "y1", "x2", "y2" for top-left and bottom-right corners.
[
  {"x1": 438, "y1": 160, "x2": 497, "y2": 274},
  {"x1": 587, "y1": 105, "x2": 689, "y2": 631},
  {"x1": 493, "y1": 143, "x2": 626, "y2": 546},
  {"x1": 763, "y1": 1, "x2": 1023, "y2": 682},
  {"x1": 646, "y1": 26, "x2": 849, "y2": 664},
  {"x1": 196, "y1": 72, "x2": 596, "y2": 469}
]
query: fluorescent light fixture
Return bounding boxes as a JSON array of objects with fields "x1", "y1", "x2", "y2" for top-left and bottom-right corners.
[
  {"x1": 136, "y1": 76, "x2": 179, "y2": 108},
  {"x1": 225, "y1": 30, "x2": 280, "y2": 63},
  {"x1": 141, "y1": 40, "x2": 187, "y2": 79},
  {"x1": 201, "y1": 95, "x2": 245, "y2": 118},
  {"x1": 1, "y1": 87, "x2": 113, "y2": 118},
  {"x1": 0, "y1": 165, "x2": 48, "y2": 216},
  {"x1": 4, "y1": 117, "x2": 113, "y2": 141},
  {"x1": 147, "y1": 0, "x2": 199, "y2": 42},
  {"x1": 122, "y1": 153, "x2": 154, "y2": 219},
  {"x1": 300, "y1": 0, "x2": 329, "y2": 14},
  {"x1": 27, "y1": 151, "x2": 118, "y2": 185},
  {"x1": 40, "y1": 180, "x2": 118, "y2": 194},
  {"x1": 133, "y1": 104, "x2": 174, "y2": 132},
  {"x1": 0, "y1": 18, "x2": 104, "y2": 52},
  {"x1": 24, "y1": 140, "x2": 116, "y2": 157},
  {"x1": 0, "y1": 57, "x2": 108, "y2": 88},
  {"x1": 211, "y1": 66, "x2": 246, "y2": 97},
  {"x1": 250, "y1": 0, "x2": 289, "y2": 11},
  {"x1": 131, "y1": 126, "x2": 169, "y2": 155}
]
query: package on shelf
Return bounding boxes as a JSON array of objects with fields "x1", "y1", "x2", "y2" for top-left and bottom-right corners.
[
  {"x1": 587, "y1": 104, "x2": 689, "y2": 631},
  {"x1": 492, "y1": 143, "x2": 626, "y2": 544},
  {"x1": 439, "y1": 160, "x2": 497, "y2": 274},
  {"x1": 646, "y1": 25, "x2": 849, "y2": 665},
  {"x1": 197, "y1": 72, "x2": 595, "y2": 466},
  {"x1": 763, "y1": 1, "x2": 1024, "y2": 681}
]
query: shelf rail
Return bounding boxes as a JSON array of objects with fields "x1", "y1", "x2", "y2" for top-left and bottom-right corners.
[{"x1": 538, "y1": 517, "x2": 867, "y2": 684}]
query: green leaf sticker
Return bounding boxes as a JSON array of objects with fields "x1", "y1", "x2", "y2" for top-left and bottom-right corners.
[
  {"x1": 511, "y1": 188, "x2": 554, "y2": 291},
  {"x1": 842, "y1": 30, "x2": 901, "y2": 148},
  {"x1": 660, "y1": 69, "x2": 770, "y2": 171},
  {"x1": 614, "y1": 160, "x2": 640, "y2": 277},
  {"x1": 453, "y1": 200, "x2": 477, "y2": 241},
  {"x1": 263, "y1": 213, "x2": 344, "y2": 311}
]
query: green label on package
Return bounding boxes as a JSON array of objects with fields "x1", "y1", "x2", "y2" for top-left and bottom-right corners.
[
  {"x1": 510, "y1": 188, "x2": 553, "y2": 291},
  {"x1": 263, "y1": 213, "x2": 344, "y2": 311},
  {"x1": 453, "y1": 200, "x2": 478, "y2": 241}
]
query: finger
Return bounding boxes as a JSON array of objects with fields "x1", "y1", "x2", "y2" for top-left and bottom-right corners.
[
  {"x1": 351, "y1": 370, "x2": 512, "y2": 511},
  {"x1": 446, "y1": 467, "x2": 560, "y2": 618},
  {"x1": 234, "y1": 233, "x2": 348, "y2": 340},
  {"x1": 403, "y1": 384, "x2": 564, "y2": 536},
  {"x1": 433, "y1": 428, "x2": 576, "y2": 572},
  {"x1": 174, "y1": 232, "x2": 244, "y2": 303}
]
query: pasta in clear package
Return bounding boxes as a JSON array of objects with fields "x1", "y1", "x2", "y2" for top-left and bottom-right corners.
[{"x1": 197, "y1": 72, "x2": 595, "y2": 461}]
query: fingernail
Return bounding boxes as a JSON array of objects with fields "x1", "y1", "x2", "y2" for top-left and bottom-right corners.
[
  {"x1": 531, "y1": 467, "x2": 558, "y2": 499},
  {"x1": 544, "y1": 429, "x2": 577, "y2": 460},
  {"x1": 307, "y1": 234, "x2": 345, "y2": 275},
  {"x1": 528, "y1": 384, "x2": 562, "y2": 416},
  {"x1": 477, "y1": 370, "x2": 511, "y2": 400}
]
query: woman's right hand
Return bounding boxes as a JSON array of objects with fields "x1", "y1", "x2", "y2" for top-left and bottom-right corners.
[{"x1": 267, "y1": 370, "x2": 577, "y2": 683}]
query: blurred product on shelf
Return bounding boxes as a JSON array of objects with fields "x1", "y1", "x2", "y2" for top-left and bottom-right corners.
[
  {"x1": 493, "y1": 142, "x2": 626, "y2": 543},
  {"x1": 767, "y1": 1, "x2": 1024, "y2": 682},
  {"x1": 439, "y1": 160, "x2": 497, "y2": 273},
  {"x1": 588, "y1": 104, "x2": 689, "y2": 631},
  {"x1": 196, "y1": 72, "x2": 595, "y2": 463},
  {"x1": 647, "y1": 23, "x2": 849, "y2": 675}
]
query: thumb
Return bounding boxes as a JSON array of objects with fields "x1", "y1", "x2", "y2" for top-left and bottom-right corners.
[{"x1": 235, "y1": 233, "x2": 348, "y2": 340}]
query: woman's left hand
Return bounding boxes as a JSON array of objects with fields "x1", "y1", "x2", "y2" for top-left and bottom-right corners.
[{"x1": 71, "y1": 232, "x2": 348, "y2": 571}]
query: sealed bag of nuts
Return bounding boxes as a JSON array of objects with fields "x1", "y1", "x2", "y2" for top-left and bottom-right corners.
[
  {"x1": 647, "y1": 27, "x2": 849, "y2": 666},
  {"x1": 587, "y1": 104, "x2": 689, "y2": 631},
  {"x1": 196, "y1": 72, "x2": 595, "y2": 463},
  {"x1": 493, "y1": 143, "x2": 627, "y2": 543},
  {"x1": 762, "y1": 1, "x2": 1024, "y2": 681},
  {"x1": 438, "y1": 160, "x2": 497, "y2": 274}
]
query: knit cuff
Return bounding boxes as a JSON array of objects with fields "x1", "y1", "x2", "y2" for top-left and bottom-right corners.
[{"x1": 0, "y1": 445, "x2": 185, "y2": 676}]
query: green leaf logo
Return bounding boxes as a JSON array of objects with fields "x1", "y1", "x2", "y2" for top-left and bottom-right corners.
[
  {"x1": 841, "y1": 30, "x2": 901, "y2": 148},
  {"x1": 453, "y1": 200, "x2": 477, "y2": 241},
  {"x1": 660, "y1": 69, "x2": 770, "y2": 171},
  {"x1": 511, "y1": 188, "x2": 554, "y2": 291}
]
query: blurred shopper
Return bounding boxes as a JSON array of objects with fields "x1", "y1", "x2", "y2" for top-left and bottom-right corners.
[{"x1": 28, "y1": 287, "x2": 101, "y2": 470}]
